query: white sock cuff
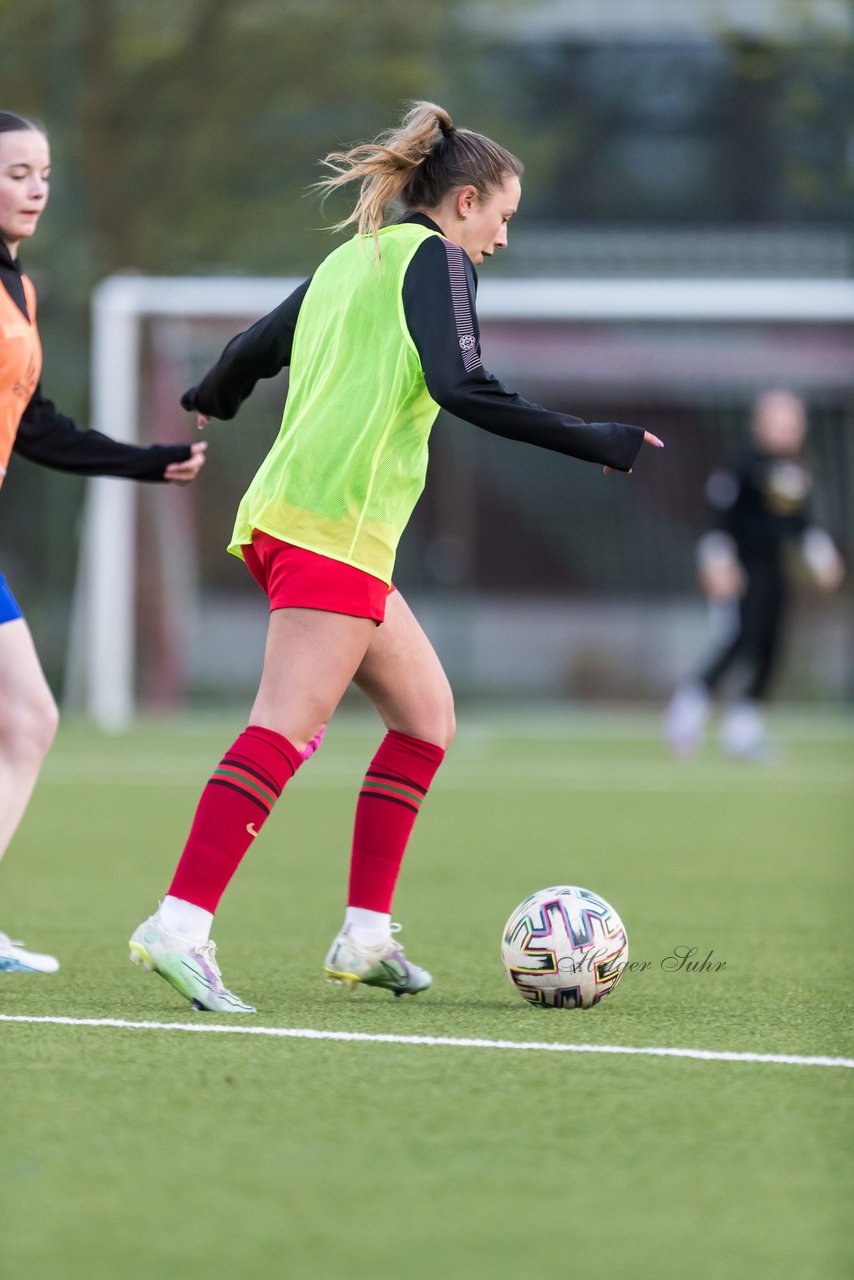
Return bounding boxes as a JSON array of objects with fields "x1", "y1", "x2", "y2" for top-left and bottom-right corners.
[
  {"x1": 344, "y1": 907, "x2": 392, "y2": 946},
  {"x1": 159, "y1": 895, "x2": 214, "y2": 943}
]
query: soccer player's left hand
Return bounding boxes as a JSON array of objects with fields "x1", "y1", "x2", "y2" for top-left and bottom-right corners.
[
  {"x1": 603, "y1": 430, "x2": 664, "y2": 474},
  {"x1": 802, "y1": 528, "x2": 846, "y2": 591},
  {"x1": 164, "y1": 441, "x2": 208, "y2": 485}
]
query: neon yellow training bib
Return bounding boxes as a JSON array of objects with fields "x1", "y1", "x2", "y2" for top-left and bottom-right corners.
[{"x1": 229, "y1": 223, "x2": 443, "y2": 584}]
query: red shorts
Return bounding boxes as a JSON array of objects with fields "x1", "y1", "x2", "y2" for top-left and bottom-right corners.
[{"x1": 242, "y1": 531, "x2": 394, "y2": 622}]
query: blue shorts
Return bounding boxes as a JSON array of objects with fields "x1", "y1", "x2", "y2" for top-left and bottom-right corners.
[{"x1": 0, "y1": 574, "x2": 23, "y2": 625}]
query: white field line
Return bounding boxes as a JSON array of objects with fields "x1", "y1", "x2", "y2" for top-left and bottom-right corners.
[{"x1": 0, "y1": 1014, "x2": 850, "y2": 1069}]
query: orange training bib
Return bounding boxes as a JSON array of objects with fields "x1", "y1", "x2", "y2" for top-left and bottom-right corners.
[{"x1": 0, "y1": 273, "x2": 42, "y2": 487}]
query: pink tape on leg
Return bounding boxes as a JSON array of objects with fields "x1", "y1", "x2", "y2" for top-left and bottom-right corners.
[{"x1": 301, "y1": 724, "x2": 327, "y2": 761}]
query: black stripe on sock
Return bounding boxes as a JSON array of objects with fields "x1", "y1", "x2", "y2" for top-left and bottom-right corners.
[
  {"x1": 359, "y1": 790, "x2": 420, "y2": 815},
  {"x1": 364, "y1": 769, "x2": 427, "y2": 795},
  {"x1": 208, "y1": 778, "x2": 271, "y2": 813},
  {"x1": 222, "y1": 755, "x2": 283, "y2": 796}
]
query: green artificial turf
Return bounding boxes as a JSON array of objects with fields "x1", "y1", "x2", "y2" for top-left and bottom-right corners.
[{"x1": 2, "y1": 708, "x2": 852, "y2": 1279}]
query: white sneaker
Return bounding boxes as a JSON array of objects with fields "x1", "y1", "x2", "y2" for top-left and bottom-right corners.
[
  {"x1": 0, "y1": 931, "x2": 60, "y2": 973},
  {"x1": 720, "y1": 701, "x2": 771, "y2": 761},
  {"x1": 665, "y1": 683, "x2": 711, "y2": 758},
  {"x1": 324, "y1": 924, "x2": 431, "y2": 997},
  {"x1": 129, "y1": 911, "x2": 255, "y2": 1013}
]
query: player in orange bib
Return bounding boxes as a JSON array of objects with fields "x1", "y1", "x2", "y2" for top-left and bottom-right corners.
[{"x1": 0, "y1": 111, "x2": 207, "y2": 974}]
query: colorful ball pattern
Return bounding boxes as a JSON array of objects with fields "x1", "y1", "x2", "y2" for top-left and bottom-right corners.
[{"x1": 501, "y1": 885, "x2": 629, "y2": 1009}]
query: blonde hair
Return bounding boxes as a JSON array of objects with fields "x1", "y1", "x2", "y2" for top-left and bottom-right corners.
[{"x1": 316, "y1": 100, "x2": 522, "y2": 246}]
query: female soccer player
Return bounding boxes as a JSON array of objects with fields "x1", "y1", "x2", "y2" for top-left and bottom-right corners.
[
  {"x1": 0, "y1": 111, "x2": 207, "y2": 973},
  {"x1": 129, "y1": 101, "x2": 662, "y2": 1013}
]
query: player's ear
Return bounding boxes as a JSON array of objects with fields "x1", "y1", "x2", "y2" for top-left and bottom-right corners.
[{"x1": 456, "y1": 186, "x2": 478, "y2": 219}]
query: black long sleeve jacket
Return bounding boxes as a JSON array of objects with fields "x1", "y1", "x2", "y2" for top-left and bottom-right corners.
[
  {"x1": 1, "y1": 240, "x2": 191, "y2": 481},
  {"x1": 705, "y1": 446, "x2": 812, "y2": 568},
  {"x1": 181, "y1": 214, "x2": 644, "y2": 474}
]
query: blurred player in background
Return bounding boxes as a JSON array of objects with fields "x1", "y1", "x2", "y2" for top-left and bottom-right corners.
[
  {"x1": 129, "y1": 99, "x2": 663, "y2": 1014},
  {"x1": 665, "y1": 389, "x2": 845, "y2": 760},
  {"x1": 0, "y1": 111, "x2": 207, "y2": 973}
]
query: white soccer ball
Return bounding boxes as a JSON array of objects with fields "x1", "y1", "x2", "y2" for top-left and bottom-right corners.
[{"x1": 501, "y1": 885, "x2": 629, "y2": 1009}]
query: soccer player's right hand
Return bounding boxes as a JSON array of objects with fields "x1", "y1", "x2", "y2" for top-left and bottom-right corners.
[
  {"x1": 603, "y1": 430, "x2": 664, "y2": 474},
  {"x1": 697, "y1": 530, "x2": 743, "y2": 599}
]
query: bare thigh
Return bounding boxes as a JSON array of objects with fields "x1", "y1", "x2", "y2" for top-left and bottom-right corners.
[
  {"x1": 0, "y1": 618, "x2": 59, "y2": 756},
  {"x1": 248, "y1": 607, "x2": 378, "y2": 751},
  {"x1": 0, "y1": 618, "x2": 59, "y2": 859},
  {"x1": 354, "y1": 590, "x2": 455, "y2": 749}
]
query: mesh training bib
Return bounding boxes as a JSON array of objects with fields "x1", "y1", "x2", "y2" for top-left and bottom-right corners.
[
  {"x1": 0, "y1": 274, "x2": 42, "y2": 488},
  {"x1": 229, "y1": 223, "x2": 443, "y2": 584}
]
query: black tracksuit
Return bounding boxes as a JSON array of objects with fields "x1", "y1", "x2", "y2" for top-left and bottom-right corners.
[{"x1": 700, "y1": 446, "x2": 812, "y2": 701}]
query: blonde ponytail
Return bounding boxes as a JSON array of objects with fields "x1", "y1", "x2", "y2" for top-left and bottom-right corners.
[{"x1": 315, "y1": 100, "x2": 521, "y2": 249}]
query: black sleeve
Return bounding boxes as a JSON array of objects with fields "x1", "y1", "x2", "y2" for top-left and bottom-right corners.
[
  {"x1": 13, "y1": 387, "x2": 191, "y2": 480},
  {"x1": 401, "y1": 238, "x2": 644, "y2": 473},
  {"x1": 182, "y1": 277, "x2": 312, "y2": 419}
]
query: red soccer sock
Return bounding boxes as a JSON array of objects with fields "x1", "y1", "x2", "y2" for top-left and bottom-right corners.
[
  {"x1": 348, "y1": 730, "x2": 445, "y2": 913},
  {"x1": 168, "y1": 725, "x2": 303, "y2": 913}
]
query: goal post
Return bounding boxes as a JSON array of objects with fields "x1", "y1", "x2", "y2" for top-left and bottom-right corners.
[
  {"x1": 71, "y1": 274, "x2": 854, "y2": 730},
  {"x1": 72, "y1": 275, "x2": 301, "y2": 731}
]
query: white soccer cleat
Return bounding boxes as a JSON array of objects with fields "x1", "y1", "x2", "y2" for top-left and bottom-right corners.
[
  {"x1": 0, "y1": 931, "x2": 60, "y2": 974},
  {"x1": 324, "y1": 924, "x2": 431, "y2": 997},
  {"x1": 664, "y1": 682, "x2": 711, "y2": 758},
  {"x1": 720, "y1": 700, "x2": 771, "y2": 761},
  {"x1": 129, "y1": 912, "x2": 255, "y2": 1013}
]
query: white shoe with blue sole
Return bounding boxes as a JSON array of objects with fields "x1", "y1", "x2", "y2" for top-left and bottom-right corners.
[{"x1": 0, "y1": 931, "x2": 60, "y2": 973}]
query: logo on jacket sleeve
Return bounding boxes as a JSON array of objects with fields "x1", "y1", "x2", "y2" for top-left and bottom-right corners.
[{"x1": 458, "y1": 334, "x2": 477, "y2": 353}]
